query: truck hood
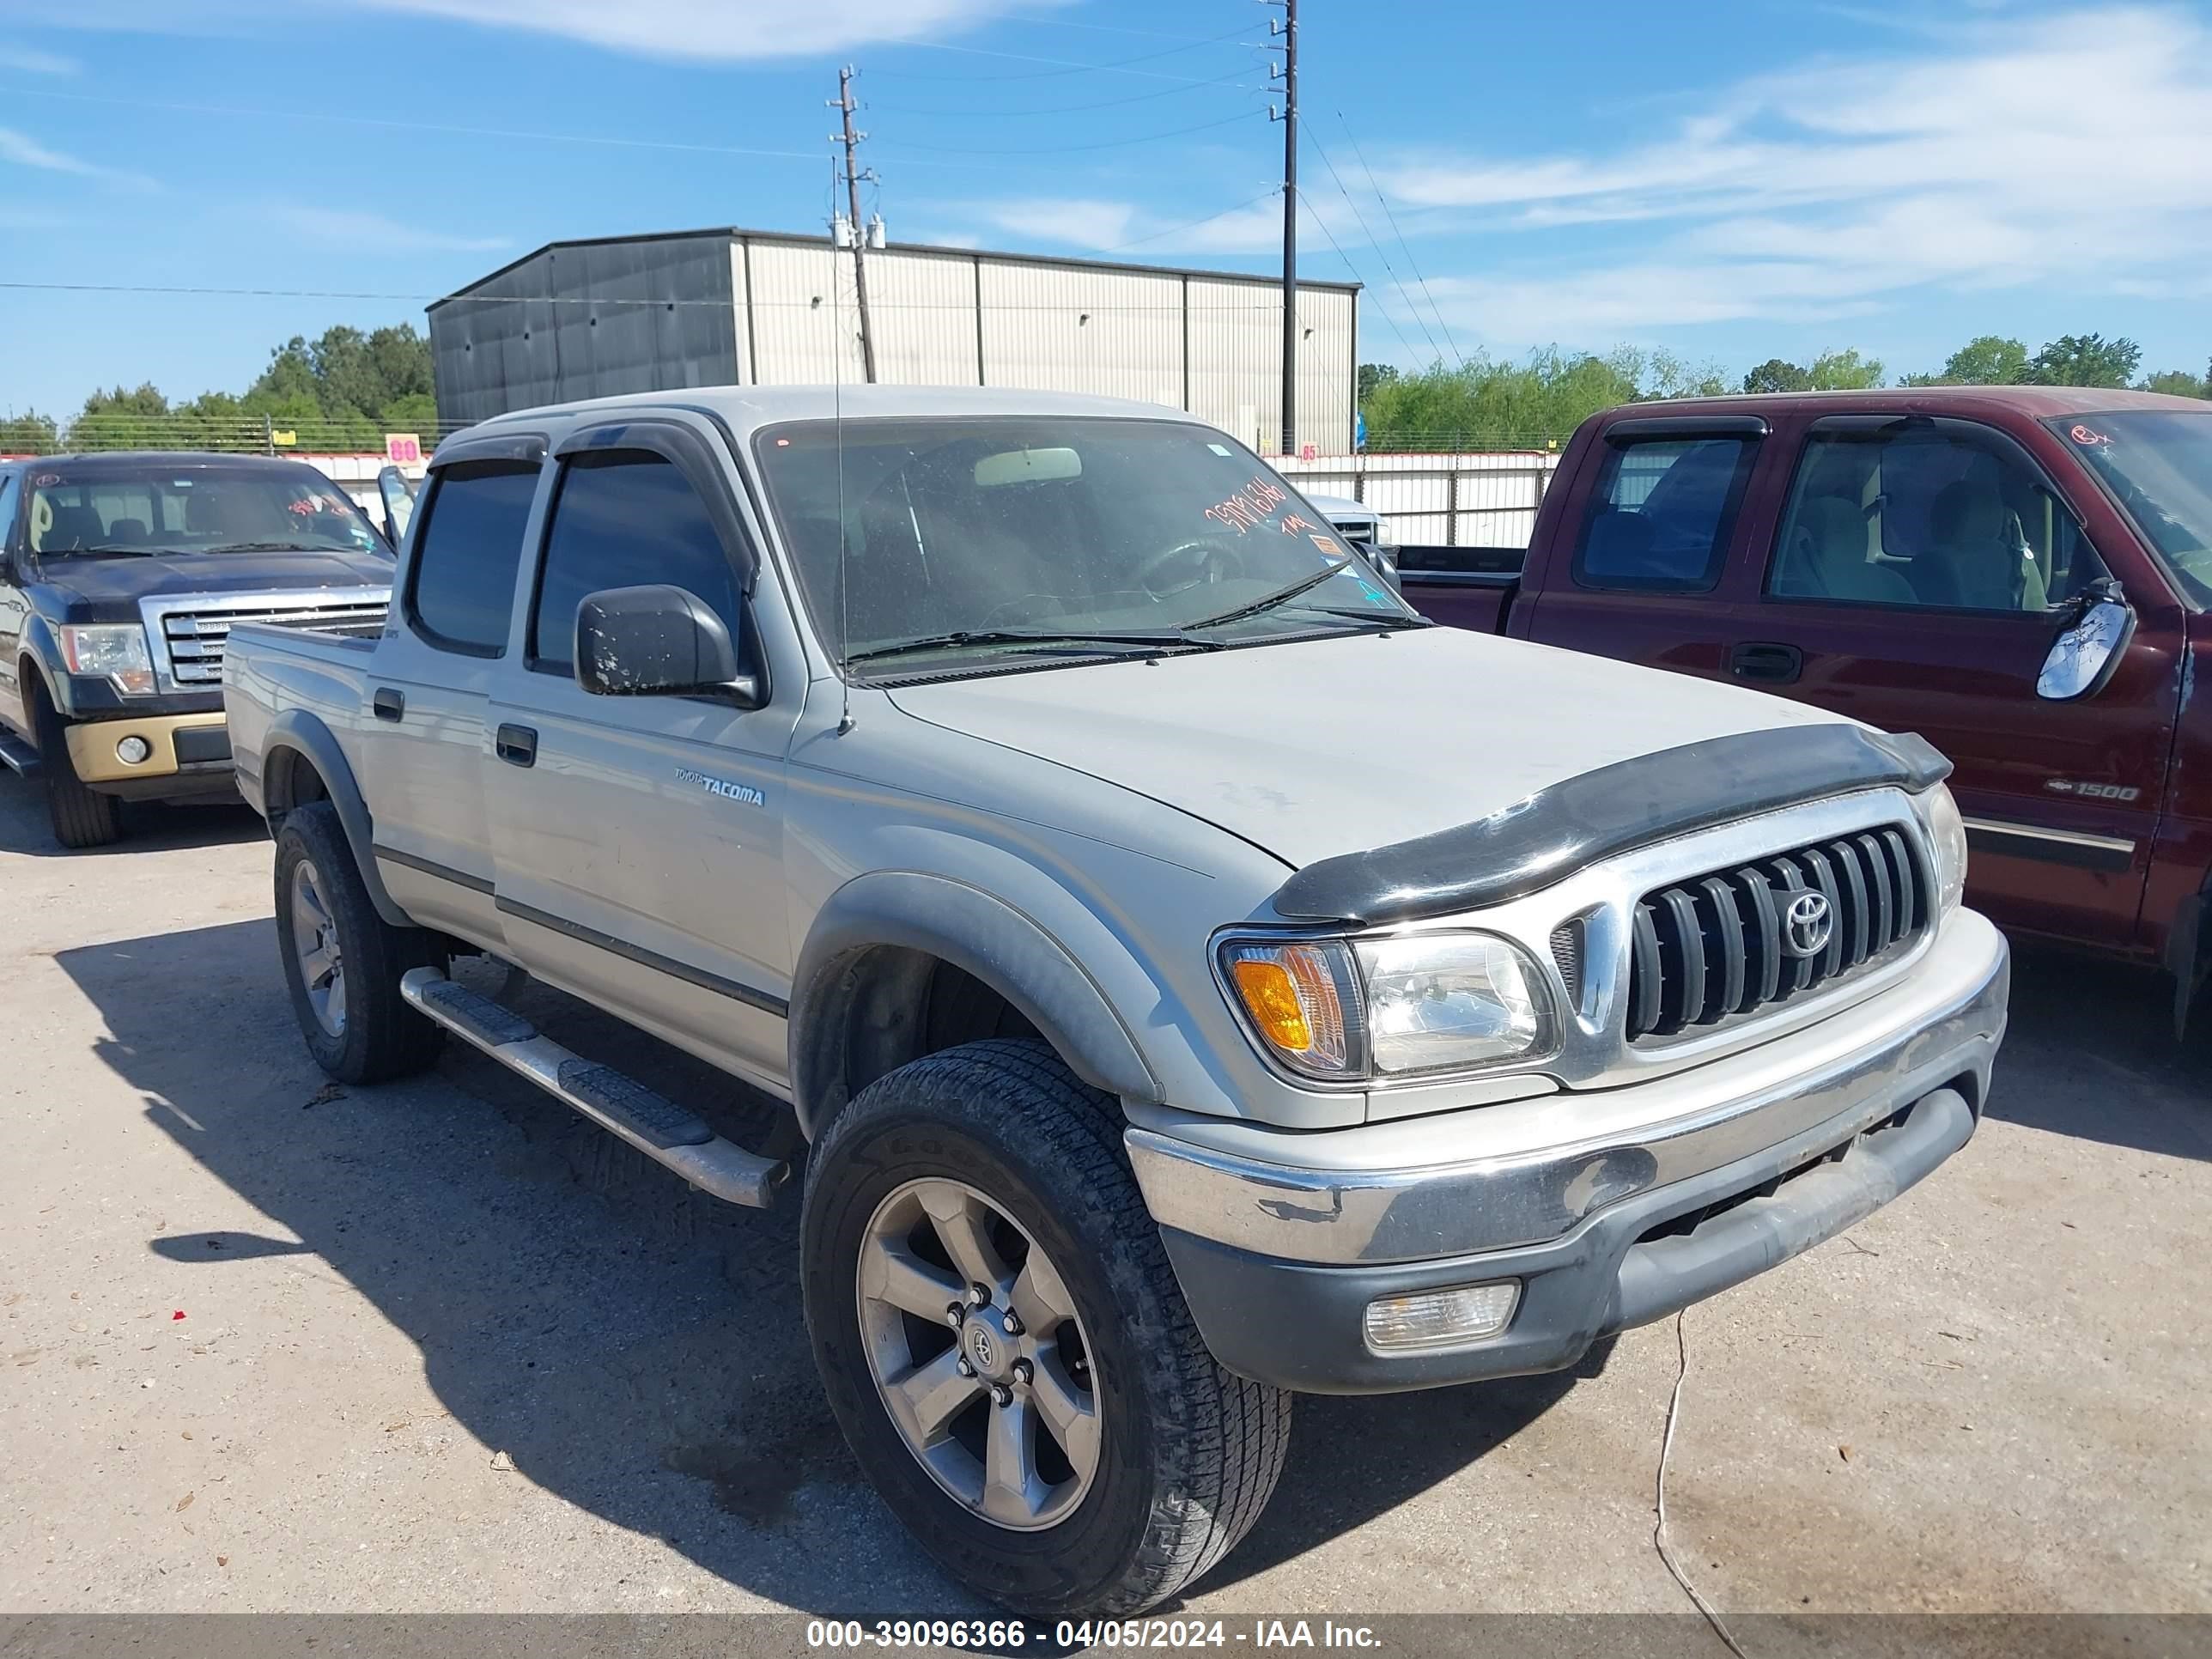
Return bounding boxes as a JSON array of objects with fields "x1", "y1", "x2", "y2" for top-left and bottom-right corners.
[
  {"x1": 886, "y1": 628, "x2": 1851, "y2": 870},
  {"x1": 33, "y1": 548, "x2": 394, "y2": 621}
]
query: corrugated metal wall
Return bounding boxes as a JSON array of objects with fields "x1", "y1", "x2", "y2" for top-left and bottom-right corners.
[
  {"x1": 430, "y1": 235, "x2": 739, "y2": 427},
  {"x1": 433, "y1": 231, "x2": 1356, "y2": 453}
]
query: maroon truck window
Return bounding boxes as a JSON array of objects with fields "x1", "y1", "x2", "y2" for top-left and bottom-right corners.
[
  {"x1": 1766, "y1": 422, "x2": 2106, "y2": 614},
  {"x1": 1571, "y1": 435, "x2": 1759, "y2": 594}
]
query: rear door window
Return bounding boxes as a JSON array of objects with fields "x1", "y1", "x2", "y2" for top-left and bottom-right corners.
[
  {"x1": 405, "y1": 459, "x2": 538, "y2": 655},
  {"x1": 1573, "y1": 436, "x2": 1758, "y2": 592}
]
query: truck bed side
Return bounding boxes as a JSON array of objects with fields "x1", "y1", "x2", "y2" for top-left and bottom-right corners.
[
  {"x1": 222, "y1": 620, "x2": 378, "y2": 815},
  {"x1": 1395, "y1": 544, "x2": 1524, "y2": 633}
]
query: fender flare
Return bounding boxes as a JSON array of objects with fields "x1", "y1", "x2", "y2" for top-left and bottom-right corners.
[
  {"x1": 260, "y1": 708, "x2": 412, "y2": 929},
  {"x1": 788, "y1": 869, "x2": 1160, "y2": 1140},
  {"x1": 16, "y1": 619, "x2": 63, "y2": 715}
]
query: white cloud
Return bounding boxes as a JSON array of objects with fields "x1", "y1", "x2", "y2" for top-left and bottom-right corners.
[
  {"x1": 0, "y1": 127, "x2": 148, "y2": 186},
  {"x1": 270, "y1": 204, "x2": 507, "y2": 253},
  {"x1": 1383, "y1": 6, "x2": 2212, "y2": 342},
  {"x1": 954, "y1": 188, "x2": 1375, "y2": 258},
  {"x1": 32, "y1": 0, "x2": 1048, "y2": 59},
  {"x1": 0, "y1": 44, "x2": 76, "y2": 73}
]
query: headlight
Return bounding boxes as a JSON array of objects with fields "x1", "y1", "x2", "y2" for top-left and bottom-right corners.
[
  {"x1": 1357, "y1": 933, "x2": 1554, "y2": 1074},
  {"x1": 1924, "y1": 782, "x2": 1968, "y2": 917},
  {"x1": 1219, "y1": 930, "x2": 1556, "y2": 1082},
  {"x1": 58, "y1": 625, "x2": 155, "y2": 696}
]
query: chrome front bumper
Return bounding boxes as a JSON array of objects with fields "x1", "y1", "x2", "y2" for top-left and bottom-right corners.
[
  {"x1": 1128, "y1": 910, "x2": 2006, "y2": 1393},
  {"x1": 1128, "y1": 908, "x2": 2008, "y2": 1267}
]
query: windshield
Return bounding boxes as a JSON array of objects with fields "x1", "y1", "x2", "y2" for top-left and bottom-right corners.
[
  {"x1": 753, "y1": 417, "x2": 1413, "y2": 675},
  {"x1": 25, "y1": 462, "x2": 386, "y2": 559},
  {"x1": 2045, "y1": 411, "x2": 2212, "y2": 604}
]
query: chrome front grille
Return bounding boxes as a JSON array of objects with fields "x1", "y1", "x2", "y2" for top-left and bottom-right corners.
[
  {"x1": 1625, "y1": 825, "x2": 1929, "y2": 1043},
  {"x1": 147, "y1": 592, "x2": 390, "y2": 687}
]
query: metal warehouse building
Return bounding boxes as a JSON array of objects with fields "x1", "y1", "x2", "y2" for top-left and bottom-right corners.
[{"x1": 428, "y1": 228, "x2": 1358, "y2": 455}]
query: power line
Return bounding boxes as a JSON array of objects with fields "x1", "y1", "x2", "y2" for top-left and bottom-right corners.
[
  {"x1": 0, "y1": 281, "x2": 1334, "y2": 314},
  {"x1": 871, "y1": 25, "x2": 1256, "y2": 83},
  {"x1": 1291, "y1": 185, "x2": 1426, "y2": 363},
  {"x1": 1307, "y1": 131, "x2": 1445, "y2": 368},
  {"x1": 865, "y1": 64, "x2": 1255, "y2": 117},
  {"x1": 0, "y1": 85, "x2": 1022, "y2": 174},
  {"x1": 1099, "y1": 189, "x2": 1283, "y2": 252},
  {"x1": 996, "y1": 9, "x2": 1254, "y2": 43},
  {"x1": 878, "y1": 108, "x2": 1257, "y2": 156},
  {"x1": 1339, "y1": 112, "x2": 1466, "y2": 369}
]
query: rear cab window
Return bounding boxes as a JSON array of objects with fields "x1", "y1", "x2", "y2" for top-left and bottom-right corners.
[
  {"x1": 1572, "y1": 429, "x2": 1760, "y2": 592},
  {"x1": 405, "y1": 459, "x2": 539, "y2": 655}
]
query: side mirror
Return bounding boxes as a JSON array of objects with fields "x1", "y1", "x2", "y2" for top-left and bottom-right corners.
[
  {"x1": 1350, "y1": 538, "x2": 1401, "y2": 595},
  {"x1": 574, "y1": 584, "x2": 764, "y2": 708},
  {"x1": 2037, "y1": 578, "x2": 2135, "y2": 702},
  {"x1": 376, "y1": 466, "x2": 416, "y2": 545}
]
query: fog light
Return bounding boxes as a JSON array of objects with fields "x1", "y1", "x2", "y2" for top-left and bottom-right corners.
[
  {"x1": 1363, "y1": 1280, "x2": 1519, "y2": 1352},
  {"x1": 115, "y1": 735, "x2": 152, "y2": 765}
]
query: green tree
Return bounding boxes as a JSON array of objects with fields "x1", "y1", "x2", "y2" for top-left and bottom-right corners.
[
  {"x1": 0, "y1": 410, "x2": 59, "y2": 453},
  {"x1": 2029, "y1": 333, "x2": 2142, "y2": 388},
  {"x1": 1358, "y1": 346, "x2": 1729, "y2": 450},
  {"x1": 1808, "y1": 348, "x2": 1884, "y2": 390},
  {"x1": 1911, "y1": 335, "x2": 2031, "y2": 386},
  {"x1": 1357, "y1": 362, "x2": 1400, "y2": 404},
  {"x1": 1741, "y1": 358, "x2": 1813, "y2": 394},
  {"x1": 66, "y1": 384, "x2": 179, "y2": 451},
  {"x1": 2141, "y1": 368, "x2": 2209, "y2": 398}
]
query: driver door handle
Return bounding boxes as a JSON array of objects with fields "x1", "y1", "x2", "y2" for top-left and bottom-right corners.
[
  {"x1": 1730, "y1": 641, "x2": 1803, "y2": 684},
  {"x1": 495, "y1": 724, "x2": 537, "y2": 768}
]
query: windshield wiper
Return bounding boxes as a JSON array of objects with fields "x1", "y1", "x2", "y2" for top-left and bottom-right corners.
[
  {"x1": 1287, "y1": 604, "x2": 1434, "y2": 629},
  {"x1": 200, "y1": 540, "x2": 325, "y2": 554},
  {"x1": 49, "y1": 544, "x2": 159, "y2": 557},
  {"x1": 846, "y1": 627, "x2": 1218, "y2": 666},
  {"x1": 1180, "y1": 559, "x2": 1351, "y2": 631}
]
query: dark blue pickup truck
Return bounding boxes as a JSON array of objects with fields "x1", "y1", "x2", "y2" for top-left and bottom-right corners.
[{"x1": 0, "y1": 452, "x2": 394, "y2": 847}]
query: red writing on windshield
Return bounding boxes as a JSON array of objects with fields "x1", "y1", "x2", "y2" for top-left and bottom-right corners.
[{"x1": 1203, "y1": 473, "x2": 1290, "y2": 535}]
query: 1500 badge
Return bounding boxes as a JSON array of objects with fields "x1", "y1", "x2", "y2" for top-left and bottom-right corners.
[
  {"x1": 677, "y1": 766, "x2": 766, "y2": 807},
  {"x1": 2046, "y1": 779, "x2": 2141, "y2": 801}
]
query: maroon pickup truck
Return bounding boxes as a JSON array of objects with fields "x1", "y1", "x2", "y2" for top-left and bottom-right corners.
[{"x1": 1399, "y1": 387, "x2": 2212, "y2": 1018}]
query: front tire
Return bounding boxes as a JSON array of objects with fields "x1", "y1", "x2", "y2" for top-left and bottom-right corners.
[
  {"x1": 802, "y1": 1038, "x2": 1290, "y2": 1617},
  {"x1": 31, "y1": 689, "x2": 122, "y2": 849},
  {"x1": 273, "y1": 802, "x2": 447, "y2": 1083}
]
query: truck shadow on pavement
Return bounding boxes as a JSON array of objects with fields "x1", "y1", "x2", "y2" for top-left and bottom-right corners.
[
  {"x1": 0, "y1": 779, "x2": 267, "y2": 857},
  {"x1": 1989, "y1": 945, "x2": 2212, "y2": 1164},
  {"x1": 58, "y1": 919, "x2": 1574, "y2": 1614}
]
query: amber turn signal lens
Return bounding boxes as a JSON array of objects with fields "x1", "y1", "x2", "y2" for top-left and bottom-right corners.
[{"x1": 1231, "y1": 957, "x2": 1312, "y2": 1052}]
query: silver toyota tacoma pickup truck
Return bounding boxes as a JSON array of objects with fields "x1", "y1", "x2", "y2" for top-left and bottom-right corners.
[{"x1": 223, "y1": 386, "x2": 2008, "y2": 1616}]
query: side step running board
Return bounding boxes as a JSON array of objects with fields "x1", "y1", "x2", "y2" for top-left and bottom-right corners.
[
  {"x1": 400, "y1": 968, "x2": 787, "y2": 1208},
  {"x1": 0, "y1": 729, "x2": 42, "y2": 779}
]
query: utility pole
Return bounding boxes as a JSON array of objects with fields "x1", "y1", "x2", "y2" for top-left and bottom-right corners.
[
  {"x1": 1267, "y1": 0, "x2": 1298, "y2": 457},
  {"x1": 832, "y1": 64, "x2": 878, "y2": 384}
]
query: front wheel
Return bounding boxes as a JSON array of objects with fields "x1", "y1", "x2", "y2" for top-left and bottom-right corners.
[
  {"x1": 31, "y1": 689, "x2": 122, "y2": 849},
  {"x1": 802, "y1": 1039, "x2": 1290, "y2": 1616}
]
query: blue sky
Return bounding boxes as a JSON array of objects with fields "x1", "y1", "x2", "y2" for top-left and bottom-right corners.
[{"x1": 5, "y1": 0, "x2": 2212, "y2": 417}]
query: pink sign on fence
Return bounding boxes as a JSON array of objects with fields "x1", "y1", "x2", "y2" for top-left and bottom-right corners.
[{"x1": 385, "y1": 433, "x2": 423, "y2": 465}]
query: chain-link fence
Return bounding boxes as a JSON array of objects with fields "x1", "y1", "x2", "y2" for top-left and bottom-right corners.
[{"x1": 0, "y1": 415, "x2": 477, "y2": 459}]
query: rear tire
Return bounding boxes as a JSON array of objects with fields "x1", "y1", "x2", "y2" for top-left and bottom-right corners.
[
  {"x1": 802, "y1": 1038, "x2": 1290, "y2": 1617},
  {"x1": 274, "y1": 801, "x2": 447, "y2": 1083},
  {"x1": 31, "y1": 689, "x2": 122, "y2": 850}
]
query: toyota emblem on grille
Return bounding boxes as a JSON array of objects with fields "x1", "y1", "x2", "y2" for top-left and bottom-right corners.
[{"x1": 1783, "y1": 891, "x2": 1833, "y2": 958}]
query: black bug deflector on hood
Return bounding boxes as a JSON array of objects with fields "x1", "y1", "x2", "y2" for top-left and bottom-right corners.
[{"x1": 1272, "y1": 726, "x2": 1953, "y2": 926}]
